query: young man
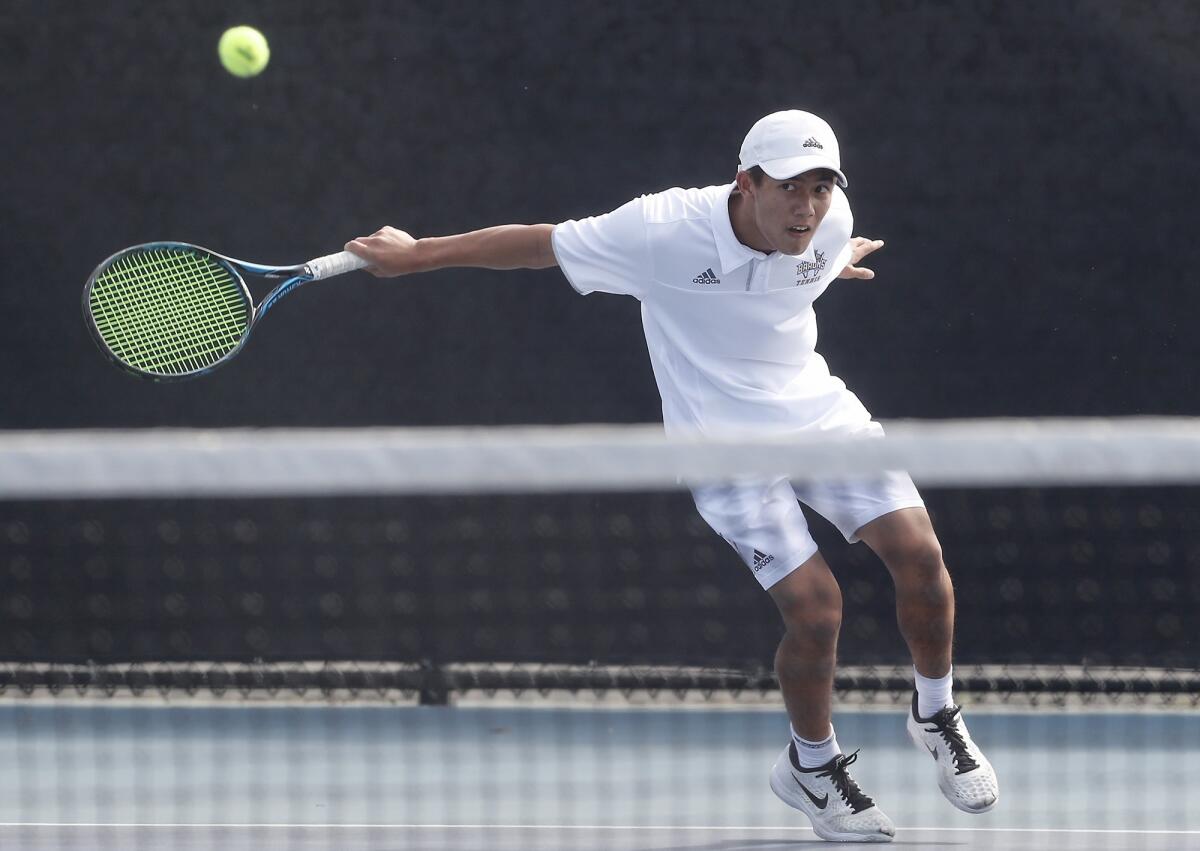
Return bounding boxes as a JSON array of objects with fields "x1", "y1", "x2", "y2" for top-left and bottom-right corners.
[{"x1": 346, "y1": 110, "x2": 998, "y2": 843}]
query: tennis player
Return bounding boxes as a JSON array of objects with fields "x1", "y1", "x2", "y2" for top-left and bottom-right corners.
[{"x1": 346, "y1": 110, "x2": 998, "y2": 843}]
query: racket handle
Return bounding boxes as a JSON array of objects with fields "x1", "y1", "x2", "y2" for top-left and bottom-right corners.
[{"x1": 305, "y1": 250, "x2": 371, "y2": 280}]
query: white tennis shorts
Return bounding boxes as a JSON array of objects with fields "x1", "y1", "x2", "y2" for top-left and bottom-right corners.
[{"x1": 691, "y1": 468, "x2": 925, "y2": 590}]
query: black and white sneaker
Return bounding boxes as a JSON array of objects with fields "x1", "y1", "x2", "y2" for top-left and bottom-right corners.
[
  {"x1": 906, "y1": 692, "x2": 999, "y2": 813},
  {"x1": 769, "y1": 743, "x2": 895, "y2": 842}
]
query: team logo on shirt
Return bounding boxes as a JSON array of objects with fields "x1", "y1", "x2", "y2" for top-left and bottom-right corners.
[
  {"x1": 794, "y1": 250, "x2": 827, "y2": 286},
  {"x1": 692, "y1": 268, "x2": 721, "y2": 285}
]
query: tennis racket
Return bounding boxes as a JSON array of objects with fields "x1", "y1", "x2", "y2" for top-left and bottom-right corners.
[{"x1": 83, "y1": 242, "x2": 370, "y2": 381}]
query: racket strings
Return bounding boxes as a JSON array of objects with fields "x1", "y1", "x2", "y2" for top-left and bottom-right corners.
[
  {"x1": 91, "y1": 251, "x2": 242, "y2": 372},
  {"x1": 133, "y1": 252, "x2": 244, "y2": 368},
  {"x1": 96, "y1": 251, "x2": 244, "y2": 370},
  {"x1": 94, "y1": 256, "x2": 225, "y2": 371},
  {"x1": 93, "y1": 246, "x2": 246, "y2": 364},
  {"x1": 89, "y1": 248, "x2": 250, "y2": 375}
]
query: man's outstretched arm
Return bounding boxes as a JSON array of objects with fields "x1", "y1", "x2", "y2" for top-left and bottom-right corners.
[{"x1": 345, "y1": 224, "x2": 558, "y2": 277}]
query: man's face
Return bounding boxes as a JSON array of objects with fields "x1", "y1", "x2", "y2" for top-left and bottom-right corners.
[{"x1": 740, "y1": 169, "x2": 836, "y2": 255}]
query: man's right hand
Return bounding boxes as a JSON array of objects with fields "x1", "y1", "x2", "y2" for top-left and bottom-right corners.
[{"x1": 345, "y1": 226, "x2": 422, "y2": 277}]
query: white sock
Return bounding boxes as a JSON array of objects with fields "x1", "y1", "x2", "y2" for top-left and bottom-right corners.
[
  {"x1": 791, "y1": 725, "x2": 841, "y2": 769},
  {"x1": 914, "y1": 666, "x2": 955, "y2": 718}
]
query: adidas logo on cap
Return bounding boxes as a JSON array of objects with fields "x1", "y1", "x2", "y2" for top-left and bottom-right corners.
[
  {"x1": 692, "y1": 268, "x2": 720, "y2": 285},
  {"x1": 802, "y1": 136, "x2": 824, "y2": 149}
]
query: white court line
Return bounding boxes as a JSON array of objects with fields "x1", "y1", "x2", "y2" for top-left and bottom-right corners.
[{"x1": 2, "y1": 824, "x2": 1198, "y2": 835}]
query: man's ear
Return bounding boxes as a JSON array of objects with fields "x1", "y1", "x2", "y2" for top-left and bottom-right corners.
[{"x1": 735, "y1": 170, "x2": 756, "y2": 196}]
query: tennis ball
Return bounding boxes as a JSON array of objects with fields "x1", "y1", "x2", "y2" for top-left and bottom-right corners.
[{"x1": 218, "y1": 26, "x2": 270, "y2": 78}]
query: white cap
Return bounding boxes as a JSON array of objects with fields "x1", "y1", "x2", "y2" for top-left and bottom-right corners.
[{"x1": 737, "y1": 110, "x2": 848, "y2": 188}]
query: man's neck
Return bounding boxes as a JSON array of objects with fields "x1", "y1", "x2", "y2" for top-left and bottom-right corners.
[{"x1": 727, "y1": 188, "x2": 773, "y2": 254}]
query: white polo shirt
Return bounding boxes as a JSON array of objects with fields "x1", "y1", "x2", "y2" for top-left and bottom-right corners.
[{"x1": 552, "y1": 183, "x2": 874, "y2": 437}]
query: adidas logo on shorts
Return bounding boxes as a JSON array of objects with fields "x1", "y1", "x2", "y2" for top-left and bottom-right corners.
[{"x1": 752, "y1": 549, "x2": 775, "y2": 571}]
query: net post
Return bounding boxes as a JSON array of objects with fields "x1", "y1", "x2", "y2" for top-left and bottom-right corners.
[{"x1": 417, "y1": 658, "x2": 450, "y2": 706}]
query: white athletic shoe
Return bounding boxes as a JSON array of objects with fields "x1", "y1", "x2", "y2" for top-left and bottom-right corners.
[
  {"x1": 770, "y1": 743, "x2": 896, "y2": 843},
  {"x1": 906, "y1": 692, "x2": 999, "y2": 813}
]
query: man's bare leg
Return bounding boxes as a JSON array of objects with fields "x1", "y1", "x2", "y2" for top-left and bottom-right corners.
[
  {"x1": 767, "y1": 552, "x2": 843, "y2": 741},
  {"x1": 855, "y1": 507, "x2": 953, "y2": 679},
  {"x1": 855, "y1": 506, "x2": 999, "y2": 814}
]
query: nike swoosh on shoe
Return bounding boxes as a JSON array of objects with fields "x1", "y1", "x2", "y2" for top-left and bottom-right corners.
[{"x1": 792, "y1": 774, "x2": 829, "y2": 809}]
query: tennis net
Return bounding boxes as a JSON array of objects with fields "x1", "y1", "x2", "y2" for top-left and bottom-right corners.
[{"x1": 0, "y1": 421, "x2": 1197, "y2": 849}]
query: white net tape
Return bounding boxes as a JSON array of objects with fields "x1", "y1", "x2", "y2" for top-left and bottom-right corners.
[{"x1": 3, "y1": 417, "x2": 1200, "y2": 498}]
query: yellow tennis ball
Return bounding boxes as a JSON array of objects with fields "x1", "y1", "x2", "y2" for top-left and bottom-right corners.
[{"x1": 218, "y1": 26, "x2": 270, "y2": 78}]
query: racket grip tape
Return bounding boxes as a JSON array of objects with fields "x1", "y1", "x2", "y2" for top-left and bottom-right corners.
[{"x1": 305, "y1": 250, "x2": 371, "y2": 280}]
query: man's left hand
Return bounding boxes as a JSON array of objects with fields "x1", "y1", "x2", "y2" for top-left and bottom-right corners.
[{"x1": 838, "y1": 237, "x2": 885, "y2": 279}]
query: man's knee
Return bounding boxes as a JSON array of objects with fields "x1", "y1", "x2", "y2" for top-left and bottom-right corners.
[
  {"x1": 884, "y1": 534, "x2": 946, "y2": 582},
  {"x1": 860, "y1": 510, "x2": 947, "y2": 583},
  {"x1": 769, "y1": 561, "x2": 843, "y2": 645},
  {"x1": 786, "y1": 609, "x2": 842, "y2": 650}
]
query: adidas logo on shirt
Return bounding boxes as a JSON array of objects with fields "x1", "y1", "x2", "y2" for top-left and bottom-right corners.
[
  {"x1": 752, "y1": 549, "x2": 775, "y2": 571},
  {"x1": 802, "y1": 136, "x2": 824, "y2": 149},
  {"x1": 692, "y1": 268, "x2": 720, "y2": 285}
]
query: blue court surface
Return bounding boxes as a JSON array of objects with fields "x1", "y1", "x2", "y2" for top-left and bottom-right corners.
[{"x1": 0, "y1": 701, "x2": 1196, "y2": 850}]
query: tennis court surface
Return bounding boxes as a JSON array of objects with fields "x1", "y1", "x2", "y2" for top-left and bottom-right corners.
[{"x1": 1, "y1": 698, "x2": 1197, "y2": 850}]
